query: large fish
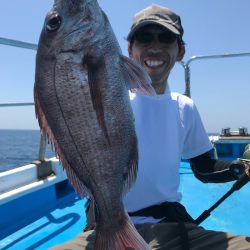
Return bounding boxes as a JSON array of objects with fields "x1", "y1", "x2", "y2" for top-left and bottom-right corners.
[{"x1": 34, "y1": 0, "x2": 155, "y2": 249}]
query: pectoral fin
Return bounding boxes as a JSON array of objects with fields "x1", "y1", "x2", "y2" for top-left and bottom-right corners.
[
  {"x1": 119, "y1": 55, "x2": 156, "y2": 96},
  {"x1": 84, "y1": 55, "x2": 110, "y2": 145}
]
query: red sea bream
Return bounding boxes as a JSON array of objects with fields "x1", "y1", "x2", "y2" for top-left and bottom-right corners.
[{"x1": 34, "y1": 0, "x2": 155, "y2": 249}]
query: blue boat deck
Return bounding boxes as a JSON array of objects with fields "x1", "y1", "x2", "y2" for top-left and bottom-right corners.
[
  {"x1": 0, "y1": 186, "x2": 86, "y2": 250},
  {"x1": 1, "y1": 161, "x2": 249, "y2": 250}
]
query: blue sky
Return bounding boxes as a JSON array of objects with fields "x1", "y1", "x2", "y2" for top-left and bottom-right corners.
[{"x1": 0, "y1": 0, "x2": 249, "y2": 133}]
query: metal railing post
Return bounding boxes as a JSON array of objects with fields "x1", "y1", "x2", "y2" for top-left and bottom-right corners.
[{"x1": 38, "y1": 131, "x2": 47, "y2": 161}]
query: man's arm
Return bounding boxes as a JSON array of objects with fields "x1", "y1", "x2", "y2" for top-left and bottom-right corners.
[{"x1": 189, "y1": 152, "x2": 245, "y2": 183}]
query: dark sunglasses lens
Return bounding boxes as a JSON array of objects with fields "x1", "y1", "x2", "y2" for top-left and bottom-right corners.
[
  {"x1": 159, "y1": 32, "x2": 178, "y2": 43},
  {"x1": 134, "y1": 31, "x2": 178, "y2": 44},
  {"x1": 134, "y1": 32, "x2": 154, "y2": 43}
]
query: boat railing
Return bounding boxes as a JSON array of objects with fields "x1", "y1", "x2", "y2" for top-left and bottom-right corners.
[
  {"x1": 0, "y1": 37, "x2": 37, "y2": 50},
  {"x1": 1, "y1": 36, "x2": 250, "y2": 167},
  {"x1": 180, "y1": 52, "x2": 250, "y2": 97},
  {"x1": 0, "y1": 38, "x2": 47, "y2": 163}
]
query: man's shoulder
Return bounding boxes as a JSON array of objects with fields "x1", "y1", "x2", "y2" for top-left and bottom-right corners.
[{"x1": 170, "y1": 92, "x2": 194, "y2": 107}]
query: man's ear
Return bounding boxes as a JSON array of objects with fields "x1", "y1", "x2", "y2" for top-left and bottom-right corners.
[
  {"x1": 128, "y1": 42, "x2": 133, "y2": 58},
  {"x1": 176, "y1": 44, "x2": 185, "y2": 61}
]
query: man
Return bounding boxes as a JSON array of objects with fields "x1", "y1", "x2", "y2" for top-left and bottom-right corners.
[
  {"x1": 51, "y1": 4, "x2": 250, "y2": 250},
  {"x1": 121, "y1": 4, "x2": 250, "y2": 250}
]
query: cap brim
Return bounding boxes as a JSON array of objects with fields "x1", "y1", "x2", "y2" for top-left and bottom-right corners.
[{"x1": 127, "y1": 20, "x2": 180, "y2": 41}]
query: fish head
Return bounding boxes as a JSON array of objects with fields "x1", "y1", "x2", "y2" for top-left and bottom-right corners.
[
  {"x1": 37, "y1": 0, "x2": 103, "y2": 56},
  {"x1": 35, "y1": 0, "x2": 108, "y2": 88}
]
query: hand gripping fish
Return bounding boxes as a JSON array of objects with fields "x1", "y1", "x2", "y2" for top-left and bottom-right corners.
[{"x1": 34, "y1": 0, "x2": 155, "y2": 249}]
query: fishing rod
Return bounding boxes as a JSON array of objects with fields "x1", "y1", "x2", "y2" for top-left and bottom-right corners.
[{"x1": 195, "y1": 159, "x2": 250, "y2": 225}]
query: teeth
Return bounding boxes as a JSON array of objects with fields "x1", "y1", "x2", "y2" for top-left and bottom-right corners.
[{"x1": 145, "y1": 60, "x2": 164, "y2": 67}]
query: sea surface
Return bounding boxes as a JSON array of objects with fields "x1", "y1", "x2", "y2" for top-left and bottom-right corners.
[
  {"x1": 0, "y1": 129, "x2": 218, "y2": 173},
  {"x1": 0, "y1": 129, "x2": 55, "y2": 172}
]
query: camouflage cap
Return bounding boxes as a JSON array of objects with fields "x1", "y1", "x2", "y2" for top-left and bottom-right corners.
[{"x1": 127, "y1": 4, "x2": 184, "y2": 41}]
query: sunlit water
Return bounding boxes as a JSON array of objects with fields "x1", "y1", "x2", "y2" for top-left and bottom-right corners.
[{"x1": 0, "y1": 129, "x2": 55, "y2": 172}]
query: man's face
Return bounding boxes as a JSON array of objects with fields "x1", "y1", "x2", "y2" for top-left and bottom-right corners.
[{"x1": 129, "y1": 24, "x2": 184, "y2": 90}]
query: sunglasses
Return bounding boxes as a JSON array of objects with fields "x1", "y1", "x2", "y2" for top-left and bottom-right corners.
[{"x1": 134, "y1": 31, "x2": 178, "y2": 44}]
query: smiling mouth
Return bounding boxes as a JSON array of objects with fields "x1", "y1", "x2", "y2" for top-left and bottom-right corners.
[{"x1": 145, "y1": 59, "x2": 165, "y2": 68}]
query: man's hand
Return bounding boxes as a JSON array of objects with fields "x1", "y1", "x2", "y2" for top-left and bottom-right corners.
[
  {"x1": 230, "y1": 144, "x2": 250, "y2": 179},
  {"x1": 229, "y1": 160, "x2": 246, "y2": 179},
  {"x1": 231, "y1": 160, "x2": 250, "y2": 190}
]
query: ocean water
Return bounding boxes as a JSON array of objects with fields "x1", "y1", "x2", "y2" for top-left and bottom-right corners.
[
  {"x1": 0, "y1": 129, "x2": 55, "y2": 172},
  {"x1": 0, "y1": 129, "x2": 219, "y2": 173}
]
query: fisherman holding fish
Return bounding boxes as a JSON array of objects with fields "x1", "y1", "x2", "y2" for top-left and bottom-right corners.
[{"x1": 48, "y1": 2, "x2": 250, "y2": 250}]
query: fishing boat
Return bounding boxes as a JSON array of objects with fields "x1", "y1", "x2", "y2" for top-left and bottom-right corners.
[{"x1": 0, "y1": 37, "x2": 250, "y2": 250}]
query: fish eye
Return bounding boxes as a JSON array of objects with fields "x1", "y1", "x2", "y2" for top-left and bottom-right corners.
[{"x1": 45, "y1": 12, "x2": 62, "y2": 32}]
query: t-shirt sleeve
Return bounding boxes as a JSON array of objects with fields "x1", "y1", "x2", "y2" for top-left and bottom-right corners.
[{"x1": 181, "y1": 100, "x2": 213, "y2": 159}]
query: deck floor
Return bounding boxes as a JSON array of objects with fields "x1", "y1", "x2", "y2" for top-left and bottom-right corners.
[{"x1": 1, "y1": 162, "x2": 250, "y2": 249}]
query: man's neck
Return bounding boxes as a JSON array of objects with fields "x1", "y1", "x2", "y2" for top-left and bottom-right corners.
[{"x1": 152, "y1": 81, "x2": 168, "y2": 95}]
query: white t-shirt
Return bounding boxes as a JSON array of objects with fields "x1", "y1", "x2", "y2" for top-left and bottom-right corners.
[{"x1": 124, "y1": 89, "x2": 213, "y2": 223}]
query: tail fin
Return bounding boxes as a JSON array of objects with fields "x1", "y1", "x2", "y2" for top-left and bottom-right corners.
[{"x1": 94, "y1": 215, "x2": 150, "y2": 250}]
